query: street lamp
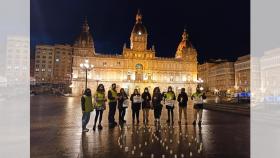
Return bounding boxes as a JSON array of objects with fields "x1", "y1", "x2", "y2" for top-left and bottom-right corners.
[{"x1": 80, "y1": 59, "x2": 94, "y2": 90}]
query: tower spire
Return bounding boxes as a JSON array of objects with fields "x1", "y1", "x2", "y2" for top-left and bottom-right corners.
[
  {"x1": 82, "y1": 16, "x2": 89, "y2": 32},
  {"x1": 136, "y1": 9, "x2": 142, "y2": 24}
]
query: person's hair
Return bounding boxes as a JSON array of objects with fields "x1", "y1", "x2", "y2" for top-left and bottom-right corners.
[
  {"x1": 153, "y1": 87, "x2": 160, "y2": 94},
  {"x1": 144, "y1": 87, "x2": 149, "y2": 92},
  {"x1": 181, "y1": 88, "x2": 185, "y2": 92},
  {"x1": 120, "y1": 88, "x2": 127, "y2": 96},
  {"x1": 84, "y1": 88, "x2": 92, "y2": 96},
  {"x1": 96, "y1": 84, "x2": 105, "y2": 93},
  {"x1": 168, "y1": 86, "x2": 172, "y2": 92},
  {"x1": 133, "y1": 89, "x2": 139, "y2": 94}
]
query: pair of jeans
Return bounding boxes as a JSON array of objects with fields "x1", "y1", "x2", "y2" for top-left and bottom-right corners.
[
  {"x1": 82, "y1": 112, "x2": 91, "y2": 129},
  {"x1": 108, "y1": 102, "x2": 117, "y2": 124},
  {"x1": 179, "y1": 106, "x2": 187, "y2": 122},
  {"x1": 94, "y1": 110, "x2": 103, "y2": 126},
  {"x1": 119, "y1": 108, "x2": 126, "y2": 122},
  {"x1": 132, "y1": 109, "x2": 140, "y2": 123}
]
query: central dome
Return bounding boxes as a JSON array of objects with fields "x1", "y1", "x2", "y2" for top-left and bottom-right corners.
[
  {"x1": 132, "y1": 23, "x2": 147, "y2": 34},
  {"x1": 74, "y1": 18, "x2": 94, "y2": 48}
]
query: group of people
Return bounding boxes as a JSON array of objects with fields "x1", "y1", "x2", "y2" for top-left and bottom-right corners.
[{"x1": 81, "y1": 83, "x2": 206, "y2": 132}]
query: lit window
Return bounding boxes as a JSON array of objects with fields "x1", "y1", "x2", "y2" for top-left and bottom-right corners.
[{"x1": 56, "y1": 58, "x2": 59, "y2": 62}]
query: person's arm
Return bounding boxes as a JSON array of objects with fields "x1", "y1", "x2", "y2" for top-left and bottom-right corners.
[
  {"x1": 81, "y1": 96, "x2": 85, "y2": 111},
  {"x1": 177, "y1": 94, "x2": 181, "y2": 102},
  {"x1": 130, "y1": 94, "x2": 134, "y2": 102},
  {"x1": 173, "y1": 92, "x2": 176, "y2": 100},
  {"x1": 185, "y1": 93, "x2": 188, "y2": 102},
  {"x1": 148, "y1": 93, "x2": 152, "y2": 101},
  {"x1": 202, "y1": 93, "x2": 207, "y2": 100}
]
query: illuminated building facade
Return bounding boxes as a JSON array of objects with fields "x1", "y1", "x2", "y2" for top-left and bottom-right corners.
[
  {"x1": 234, "y1": 54, "x2": 250, "y2": 92},
  {"x1": 71, "y1": 11, "x2": 198, "y2": 96}
]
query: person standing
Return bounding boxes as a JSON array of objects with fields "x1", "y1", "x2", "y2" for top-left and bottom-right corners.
[
  {"x1": 117, "y1": 88, "x2": 128, "y2": 124},
  {"x1": 108, "y1": 83, "x2": 118, "y2": 128},
  {"x1": 93, "y1": 84, "x2": 107, "y2": 131},
  {"x1": 141, "y1": 87, "x2": 151, "y2": 124},
  {"x1": 191, "y1": 87, "x2": 207, "y2": 126},
  {"x1": 177, "y1": 88, "x2": 188, "y2": 125},
  {"x1": 152, "y1": 87, "x2": 163, "y2": 124},
  {"x1": 81, "y1": 88, "x2": 94, "y2": 132},
  {"x1": 164, "y1": 86, "x2": 176, "y2": 124},
  {"x1": 130, "y1": 89, "x2": 141, "y2": 124}
]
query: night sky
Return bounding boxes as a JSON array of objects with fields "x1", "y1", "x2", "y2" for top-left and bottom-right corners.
[{"x1": 31, "y1": 0, "x2": 250, "y2": 63}]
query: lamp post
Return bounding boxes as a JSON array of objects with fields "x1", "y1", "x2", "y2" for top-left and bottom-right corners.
[{"x1": 80, "y1": 59, "x2": 94, "y2": 90}]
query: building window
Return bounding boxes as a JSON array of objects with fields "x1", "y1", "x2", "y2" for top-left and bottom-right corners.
[
  {"x1": 117, "y1": 62, "x2": 121, "y2": 66},
  {"x1": 35, "y1": 68, "x2": 39, "y2": 72},
  {"x1": 42, "y1": 69, "x2": 45, "y2": 72},
  {"x1": 103, "y1": 62, "x2": 107, "y2": 66}
]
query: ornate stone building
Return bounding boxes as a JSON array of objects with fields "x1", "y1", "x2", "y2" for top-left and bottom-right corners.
[
  {"x1": 234, "y1": 54, "x2": 250, "y2": 92},
  {"x1": 71, "y1": 11, "x2": 198, "y2": 96}
]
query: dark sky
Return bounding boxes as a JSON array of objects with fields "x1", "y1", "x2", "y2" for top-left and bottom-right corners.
[{"x1": 31, "y1": 0, "x2": 250, "y2": 63}]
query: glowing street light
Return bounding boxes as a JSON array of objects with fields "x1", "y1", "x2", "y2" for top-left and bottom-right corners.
[{"x1": 80, "y1": 59, "x2": 94, "y2": 89}]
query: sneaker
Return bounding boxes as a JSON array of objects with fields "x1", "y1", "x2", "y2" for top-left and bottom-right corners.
[
  {"x1": 92, "y1": 125, "x2": 96, "y2": 131},
  {"x1": 98, "y1": 124, "x2": 103, "y2": 130},
  {"x1": 178, "y1": 121, "x2": 181, "y2": 124},
  {"x1": 82, "y1": 128, "x2": 89, "y2": 132},
  {"x1": 137, "y1": 120, "x2": 140, "y2": 124},
  {"x1": 123, "y1": 120, "x2": 127, "y2": 123},
  {"x1": 192, "y1": 121, "x2": 196, "y2": 126},
  {"x1": 113, "y1": 122, "x2": 118, "y2": 126},
  {"x1": 198, "y1": 121, "x2": 202, "y2": 126},
  {"x1": 185, "y1": 122, "x2": 188, "y2": 125}
]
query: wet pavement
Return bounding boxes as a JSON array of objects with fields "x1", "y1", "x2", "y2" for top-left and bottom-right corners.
[{"x1": 31, "y1": 95, "x2": 249, "y2": 158}]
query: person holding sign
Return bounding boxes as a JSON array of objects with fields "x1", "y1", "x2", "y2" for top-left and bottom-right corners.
[
  {"x1": 93, "y1": 84, "x2": 107, "y2": 131},
  {"x1": 141, "y1": 87, "x2": 151, "y2": 124},
  {"x1": 191, "y1": 86, "x2": 207, "y2": 126},
  {"x1": 177, "y1": 88, "x2": 188, "y2": 125},
  {"x1": 164, "y1": 86, "x2": 176, "y2": 124},
  {"x1": 117, "y1": 88, "x2": 128, "y2": 124},
  {"x1": 130, "y1": 89, "x2": 141, "y2": 124}
]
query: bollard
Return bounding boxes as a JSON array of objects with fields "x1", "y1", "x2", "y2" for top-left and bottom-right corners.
[
  {"x1": 181, "y1": 154, "x2": 184, "y2": 158},
  {"x1": 170, "y1": 150, "x2": 173, "y2": 154},
  {"x1": 174, "y1": 154, "x2": 177, "y2": 158},
  {"x1": 140, "y1": 152, "x2": 143, "y2": 157},
  {"x1": 125, "y1": 147, "x2": 129, "y2": 152},
  {"x1": 151, "y1": 153, "x2": 154, "y2": 158},
  {"x1": 190, "y1": 152, "x2": 192, "y2": 157},
  {"x1": 132, "y1": 150, "x2": 135, "y2": 155},
  {"x1": 162, "y1": 154, "x2": 165, "y2": 158}
]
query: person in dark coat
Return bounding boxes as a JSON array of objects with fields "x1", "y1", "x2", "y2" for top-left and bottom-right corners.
[
  {"x1": 177, "y1": 88, "x2": 188, "y2": 125},
  {"x1": 117, "y1": 88, "x2": 128, "y2": 124},
  {"x1": 141, "y1": 87, "x2": 151, "y2": 123},
  {"x1": 130, "y1": 89, "x2": 141, "y2": 124},
  {"x1": 152, "y1": 87, "x2": 163, "y2": 124}
]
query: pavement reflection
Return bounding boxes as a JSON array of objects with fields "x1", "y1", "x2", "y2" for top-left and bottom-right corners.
[{"x1": 31, "y1": 95, "x2": 249, "y2": 158}]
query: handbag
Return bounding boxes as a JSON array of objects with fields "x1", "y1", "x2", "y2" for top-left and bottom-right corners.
[{"x1": 122, "y1": 99, "x2": 129, "y2": 108}]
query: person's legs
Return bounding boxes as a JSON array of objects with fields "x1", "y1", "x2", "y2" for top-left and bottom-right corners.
[
  {"x1": 108, "y1": 102, "x2": 113, "y2": 124},
  {"x1": 167, "y1": 109, "x2": 171, "y2": 122},
  {"x1": 93, "y1": 110, "x2": 100, "y2": 130},
  {"x1": 171, "y1": 108, "x2": 174, "y2": 123},
  {"x1": 119, "y1": 108, "x2": 122, "y2": 123},
  {"x1": 183, "y1": 107, "x2": 187, "y2": 124},
  {"x1": 99, "y1": 110, "x2": 103, "y2": 125},
  {"x1": 112, "y1": 102, "x2": 117, "y2": 123},
  {"x1": 136, "y1": 109, "x2": 140, "y2": 123},
  {"x1": 193, "y1": 108, "x2": 198, "y2": 125},
  {"x1": 82, "y1": 112, "x2": 90, "y2": 130},
  {"x1": 143, "y1": 108, "x2": 146, "y2": 122},
  {"x1": 198, "y1": 109, "x2": 203, "y2": 123},
  {"x1": 178, "y1": 107, "x2": 182, "y2": 123},
  {"x1": 122, "y1": 108, "x2": 126, "y2": 122},
  {"x1": 146, "y1": 109, "x2": 150, "y2": 122},
  {"x1": 132, "y1": 109, "x2": 135, "y2": 123}
]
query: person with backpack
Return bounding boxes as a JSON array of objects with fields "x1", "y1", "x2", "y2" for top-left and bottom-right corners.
[
  {"x1": 130, "y1": 89, "x2": 142, "y2": 124},
  {"x1": 164, "y1": 86, "x2": 176, "y2": 124},
  {"x1": 117, "y1": 88, "x2": 128, "y2": 124},
  {"x1": 81, "y1": 88, "x2": 94, "y2": 132},
  {"x1": 152, "y1": 87, "x2": 163, "y2": 124},
  {"x1": 191, "y1": 86, "x2": 207, "y2": 126},
  {"x1": 177, "y1": 88, "x2": 188, "y2": 125},
  {"x1": 141, "y1": 87, "x2": 152, "y2": 124},
  {"x1": 93, "y1": 84, "x2": 107, "y2": 131}
]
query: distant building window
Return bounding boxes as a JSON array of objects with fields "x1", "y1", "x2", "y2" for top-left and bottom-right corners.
[
  {"x1": 56, "y1": 58, "x2": 60, "y2": 62},
  {"x1": 35, "y1": 68, "x2": 39, "y2": 72},
  {"x1": 117, "y1": 62, "x2": 121, "y2": 66},
  {"x1": 42, "y1": 69, "x2": 45, "y2": 72},
  {"x1": 103, "y1": 62, "x2": 107, "y2": 66}
]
